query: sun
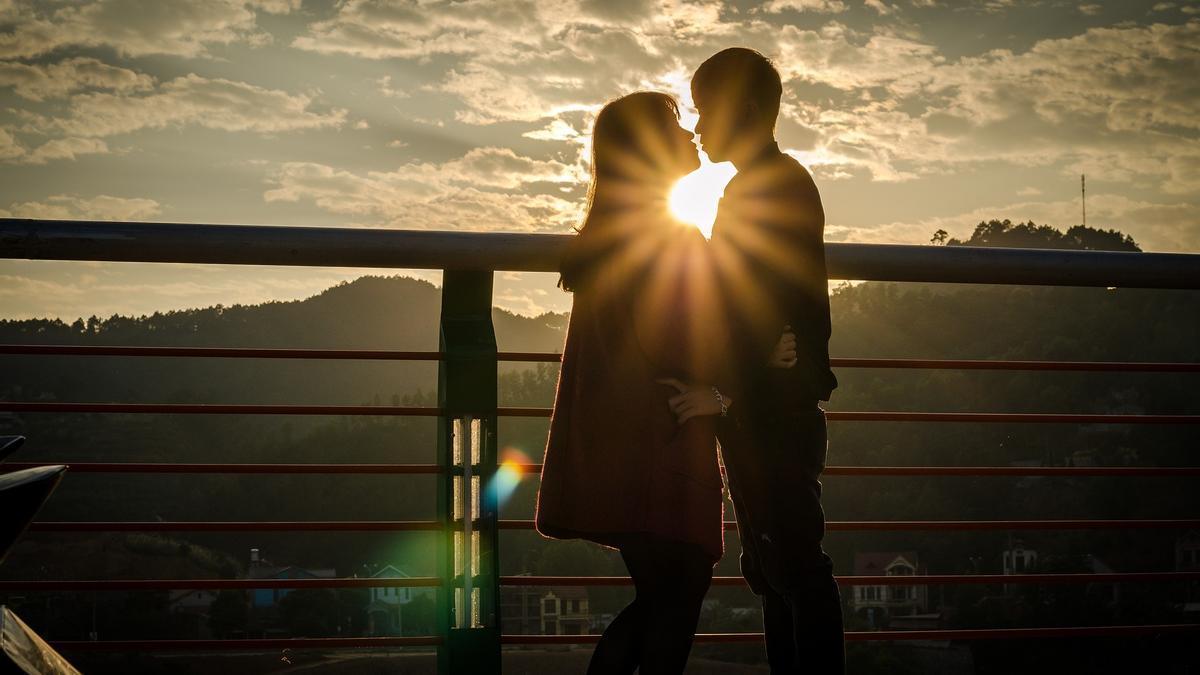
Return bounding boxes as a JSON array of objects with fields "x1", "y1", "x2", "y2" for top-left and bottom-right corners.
[{"x1": 669, "y1": 160, "x2": 737, "y2": 238}]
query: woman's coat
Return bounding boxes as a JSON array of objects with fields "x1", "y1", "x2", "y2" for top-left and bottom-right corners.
[{"x1": 535, "y1": 225, "x2": 727, "y2": 561}]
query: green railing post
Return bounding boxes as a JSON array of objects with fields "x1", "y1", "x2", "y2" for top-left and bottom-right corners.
[{"x1": 436, "y1": 270, "x2": 501, "y2": 675}]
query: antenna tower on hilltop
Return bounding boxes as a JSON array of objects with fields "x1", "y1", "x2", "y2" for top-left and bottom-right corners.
[{"x1": 1081, "y1": 174, "x2": 1086, "y2": 228}]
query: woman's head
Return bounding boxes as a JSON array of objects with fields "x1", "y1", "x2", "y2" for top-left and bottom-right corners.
[
  {"x1": 559, "y1": 91, "x2": 700, "y2": 291},
  {"x1": 587, "y1": 91, "x2": 700, "y2": 194}
]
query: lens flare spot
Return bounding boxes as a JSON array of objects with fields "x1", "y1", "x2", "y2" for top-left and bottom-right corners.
[
  {"x1": 668, "y1": 159, "x2": 737, "y2": 238},
  {"x1": 490, "y1": 447, "x2": 532, "y2": 507}
]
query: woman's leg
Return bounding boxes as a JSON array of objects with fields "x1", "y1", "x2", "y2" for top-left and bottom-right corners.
[
  {"x1": 585, "y1": 593, "x2": 644, "y2": 675},
  {"x1": 624, "y1": 534, "x2": 715, "y2": 675},
  {"x1": 587, "y1": 534, "x2": 714, "y2": 675},
  {"x1": 587, "y1": 539, "x2": 651, "y2": 675}
]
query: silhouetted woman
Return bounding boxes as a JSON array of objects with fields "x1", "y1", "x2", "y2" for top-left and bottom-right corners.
[{"x1": 534, "y1": 91, "x2": 728, "y2": 674}]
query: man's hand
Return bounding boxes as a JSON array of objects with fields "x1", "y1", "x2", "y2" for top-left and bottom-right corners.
[
  {"x1": 768, "y1": 325, "x2": 797, "y2": 368},
  {"x1": 656, "y1": 378, "x2": 726, "y2": 425}
]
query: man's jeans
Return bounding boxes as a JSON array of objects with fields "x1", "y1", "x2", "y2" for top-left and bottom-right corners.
[{"x1": 718, "y1": 404, "x2": 845, "y2": 674}]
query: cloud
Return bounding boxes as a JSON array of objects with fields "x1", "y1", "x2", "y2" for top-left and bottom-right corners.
[
  {"x1": 0, "y1": 125, "x2": 110, "y2": 165},
  {"x1": 21, "y1": 137, "x2": 110, "y2": 164},
  {"x1": 0, "y1": 57, "x2": 154, "y2": 101},
  {"x1": 292, "y1": 0, "x2": 545, "y2": 60},
  {"x1": 864, "y1": 0, "x2": 895, "y2": 15},
  {"x1": 0, "y1": 0, "x2": 281, "y2": 59},
  {"x1": 0, "y1": 127, "x2": 23, "y2": 161},
  {"x1": 927, "y1": 22, "x2": 1200, "y2": 133},
  {"x1": 769, "y1": 20, "x2": 1200, "y2": 190},
  {"x1": 290, "y1": 0, "x2": 727, "y2": 123},
  {"x1": 0, "y1": 194, "x2": 161, "y2": 221},
  {"x1": 263, "y1": 148, "x2": 583, "y2": 232},
  {"x1": 247, "y1": 0, "x2": 302, "y2": 13},
  {"x1": 376, "y1": 75, "x2": 409, "y2": 99},
  {"x1": 775, "y1": 23, "x2": 941, "y2": 93},
  {"x1": 523, "y1": 118, "x2": 584, "y2": 142},
  {"x1": 21, "y1": 73, "x2": 347, "y2": 137},
  {"x1": 760, "y1": 0, "x2": 848, "y2": 12}
]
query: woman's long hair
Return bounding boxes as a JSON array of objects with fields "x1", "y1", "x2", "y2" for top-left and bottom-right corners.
[{"x1": 559, "y1": 91, "x2": 683, "y2": 292}]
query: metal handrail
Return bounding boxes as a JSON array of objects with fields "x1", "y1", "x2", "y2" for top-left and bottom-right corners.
[{"x1": 4, "y1": 218, "x2": 1199, "y2": 287}]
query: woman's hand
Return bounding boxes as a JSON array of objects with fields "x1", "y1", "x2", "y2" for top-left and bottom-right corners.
[
  {"x1": 768, "y1": 325, "x2": 797, "y2": 368},
  {"x1": 656, "y1": 378, "x2": 728, "y2": 425}
]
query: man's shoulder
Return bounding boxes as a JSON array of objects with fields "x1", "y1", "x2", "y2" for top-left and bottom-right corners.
[
  {"x1": 726, "y1": 148, "x2": 819, "y2": 203},
  {"x1": 733, "y1": 149, "x2": 823, "y2": 225},
  {"x1": 767, "y1": 151, "x2": 819, "y2": 197}
]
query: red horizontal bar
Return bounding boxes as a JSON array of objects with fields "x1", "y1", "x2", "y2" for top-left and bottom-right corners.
[
  {"x1": 499, "y1": 519, "x2": 1200, "y2": 531},
  {"x1": 27, "y1": 521, "x2": 441, "y2": 532},
  {"x1": 2, "y1": 402, "x2": 440, "y2": 416},
  {"x1": 5, "y1": 403, "x2": 1195, "y2": 424},
  {"x1": 0, "y1": 344, "x2": 442, "y2": 360},
  {"x1": 507, "y1": 464, "x2": 1200, "y2": 478},
  {"x1": 42, "y1": 625, "x2": 1200, "y2": 652},
  {"x1": 25, "y1": 519, "x2": 1200, "y2": 534},
  {"x1": 4, "y1": 571, "x2": 1195, "y2": 593},
  {"x1": 8, "y1": 462, "x2": 1197, "y2": 477},
  {"x1": 498, "y1": 352, "x2": 1200, "y2": 372},
  {"x1": 829, "y1": 412, "x2": 1200, "y2": 424},
  {"x1": 25, "y1": 519, "x2": 1200, "y2": 533},
  {"x1": 494, "y1": 409, "x2": 1200, "y2": 423},
  {"x1": 822, "y1": 466, "x2": 1200, "y2": 477},
  {"x1": 0, "y1": 578, "x2": 442, "y2": 591},
  {"x1": 2, "y1": 462, "x2": 443, "y2": 474},
  {"x1": 503, "y1": 624, "x2": 1200, "y2": 645},
  {"x1": 7, "y1": 345, "x2": 1198, "y2": 372},
  {"x1": 50, "y1": 636, "x2": 441, "y2": 651},
  {"x1": 832, "y1": 358, "x2": 1200, "y2": 372},
  {"x1": 497, "y1": 407, "x2": 553, "y2": 417},
  {"x1": 497, "y1": 351, "x2": 562, "y2": 362},
  {"x1": 499, "y1": 571, "x2": 1200, "y2": 587}
]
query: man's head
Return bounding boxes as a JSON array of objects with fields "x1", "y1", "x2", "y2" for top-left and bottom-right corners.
[{"x1": 691, "y1": 47, "x2": 782, "y2": 164}]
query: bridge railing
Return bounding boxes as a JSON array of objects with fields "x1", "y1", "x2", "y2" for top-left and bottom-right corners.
[{"x1": 2, "y1": 218, "x2": 1199, "y2": 672}]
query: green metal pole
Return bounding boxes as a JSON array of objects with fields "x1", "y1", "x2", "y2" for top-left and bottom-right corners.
[{"x1": 436, "y1": 270, "x2": 500, "y2": 675}]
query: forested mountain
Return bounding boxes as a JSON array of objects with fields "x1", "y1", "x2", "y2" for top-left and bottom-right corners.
[{"x1": 933, "y1": 218, "x2": 1141, "y2": 251}]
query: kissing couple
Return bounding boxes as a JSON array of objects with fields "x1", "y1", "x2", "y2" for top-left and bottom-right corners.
[{"x1": 534, "y1": 48, "x2": 845, "y2": 675}]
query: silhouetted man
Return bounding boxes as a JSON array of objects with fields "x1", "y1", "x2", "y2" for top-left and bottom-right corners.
[{"x1": 693, "y1": 47, "x2": 844, "y2": 673}]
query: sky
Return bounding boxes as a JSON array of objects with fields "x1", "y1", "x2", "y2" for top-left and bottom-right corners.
[{"x1": 1, "y1": 0, "x2": 1197, "y2": 320}]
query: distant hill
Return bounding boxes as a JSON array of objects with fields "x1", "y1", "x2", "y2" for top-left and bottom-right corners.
[{"x1": 0, "y1": 274, "x2": 568, "y2": 411}]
